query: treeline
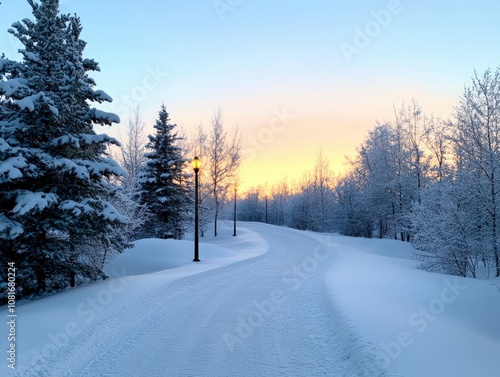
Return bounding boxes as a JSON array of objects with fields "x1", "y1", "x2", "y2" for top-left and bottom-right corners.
[{"x1": 238, "y1": 68, "x2": 500, "y2": 279}]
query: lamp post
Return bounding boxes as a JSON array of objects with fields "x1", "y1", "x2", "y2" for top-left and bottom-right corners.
[
  {"x1": 265, "y1": 195, "x2": 268, "y2": 224},
  {"x1": 233, "y1": 184, "x2": 238, "y2": 236},
  {"x1": 192, "y1": 156, "x2": 202, "y2": 262}
]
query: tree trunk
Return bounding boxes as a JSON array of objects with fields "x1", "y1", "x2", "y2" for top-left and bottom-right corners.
[
  {"x1": 214, "y1": 208, "x2": 218, "y2": 237},
  {"x1": 492, "y1": 173, "x2": 500, "y2": 276}
]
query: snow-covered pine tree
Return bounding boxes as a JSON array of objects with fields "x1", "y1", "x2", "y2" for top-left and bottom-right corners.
[
  {"x1": 0, "y1": 0, "x2": 129, "y2": 300},
  {"x1": 139, "y1": 104, "x2": 191, "y2": 239}
]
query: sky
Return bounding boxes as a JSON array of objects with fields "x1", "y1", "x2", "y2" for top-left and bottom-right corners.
[{"x1": 2, "y1": 0, "x2": 500, "y2": 192}]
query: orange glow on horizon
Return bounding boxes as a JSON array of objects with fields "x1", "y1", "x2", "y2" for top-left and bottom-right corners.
[{"x1": 236, "y1": 116, "x2": 359, "y2": 194}]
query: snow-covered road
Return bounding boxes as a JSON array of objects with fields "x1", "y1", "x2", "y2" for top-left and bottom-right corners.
[{"x1": 47, "y1": 224, "x2": 397, "y2": 377}]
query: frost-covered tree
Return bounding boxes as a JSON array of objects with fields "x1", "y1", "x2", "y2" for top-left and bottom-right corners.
[
  {"x1": 237, "y1": 187, "x2": 266, "y2": 222},
  {"x1": 268, "y1": 177, "x2": 290, "y2": 226},
  {"x1": 108, "y1": 183, "x2": 150, "y2": 243},
  {"x1": 348, "y1": 123, "x2": 404, "y2": 239},
  {"x1": 334, "y1": 172, "x2": 373, "y2": 238},
  {"x1": 307, "y1": 150, "x2": 336, "y2": 231},
  {"x1": 342, "y1": 101, "x2": 431, "y2": 241},
  {"x1": 452, "y1": 67, "x2": 500, "y2": 277},
  {"x1": 288, "y1": 175, "x2": 314, "y2": 231},
  {"x1": 110, "y1": 106, "x2": 150, "y2": 242},
  {"x1": 207, "y1": 110, "x2": 241, "y2": 236},
  {"x1": 120, "y1": 105, "x2": 148, "y2": 189},
  {"x1": 139, "y1": 104, "x2": 191, "y2": 239},
  {"x1": 411, "y1": 68, "x2": 500, "y2": 278},
  {"x1": 424, "y1": 117, "x2": 452, "y2": 183},
  {"x1": 412, "y1": 178, "x2": 486, "y2": 278},
  {"x1": 0, "y1": 0, "x2": 129, "y2": 300}
]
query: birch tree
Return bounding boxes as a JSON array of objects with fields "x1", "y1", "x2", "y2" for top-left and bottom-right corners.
[{"x1": 207, "y1": 109, "x2": 241, "y2": 236}]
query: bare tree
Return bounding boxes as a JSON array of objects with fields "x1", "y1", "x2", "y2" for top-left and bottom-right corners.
[
  {"x1": 121, "y1": 105, "x2": 148, "y2": 189},
  {"x1": 207, "y1": 109, "x2": 241, "y2": 236},
  {"x1": 425, "y1": 117, "x2": 452, "y2": 183},
  {"x1": 311, "y1": 149, "x2": 335, "y2": 231},
  {"x1": 270, "y1": 177, "x2": 290, "y2": 226},
  {"x1": 112, "y1": 105, "x2": 150, "y2": 241},
  {"x1": 398, "y1": 100, "x2": 430, "y2": 205}
]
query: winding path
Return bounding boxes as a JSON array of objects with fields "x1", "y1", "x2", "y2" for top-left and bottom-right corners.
[{"x1": 47, "y1": 223, "x2": 397, "y2": 376}]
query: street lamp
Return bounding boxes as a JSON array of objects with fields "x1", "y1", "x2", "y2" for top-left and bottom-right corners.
[
  {"x1": 233, "y1": 183, "x2": 238, "y2": 236},
  {"x1": 265, "y1": 195, "x2": 268, "y2": 224},
  {"x1": 192, "y1": 156, "x2": 202, "y2": 262}
]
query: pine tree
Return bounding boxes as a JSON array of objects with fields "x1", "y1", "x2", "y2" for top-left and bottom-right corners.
[
  {"x1": 0, "y1": 0, "x2": 129, "y2": 300},
  {"x1": 139, "y1": 104, "x2": 191, "y2": 239}
]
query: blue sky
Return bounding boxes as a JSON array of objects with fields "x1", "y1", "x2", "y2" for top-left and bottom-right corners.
[{"x1": 2, "y1": 0, "x2": 500, "y2": 190}]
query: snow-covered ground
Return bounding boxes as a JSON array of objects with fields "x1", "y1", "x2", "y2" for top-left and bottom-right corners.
[
  {"x1": 2, "y1": 222, "x2": 499, "y2": 376},
  {"x1": 323, "y1": 235, "x2": 500, "y2": 377}
]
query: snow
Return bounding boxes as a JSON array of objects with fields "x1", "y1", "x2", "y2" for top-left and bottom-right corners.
[
  {"x1": 13, "y1": 94, "x2": 41, "y2": 111},
  {"x1": 54, "y1": 158, "x2": 89, "y2": 179},
  {"x1": 21, "y1": 51, "x2": 40, "y2": 63},
  {"x1": 323, "y1": 235, "x2": 500, "y2": 377},
  {"x1": 52, "y1": 135, "x2": 81, "y2": 148},
  {"x1": 12, "y1": 192, "x2": 58, "y2": 215},
  {"x1": 1, "y1": 223, "x2": 498, "y2": 376},
  {"x1": 0, "y1": 156, "x2": 26, "y2": 180},
  {"x1": 59, "y1": 200, "x2": 93, "y2": 217},
  {"x1": 93, "y1": 90, "x2": 112, "y2": 102},
  {"x1": 91, "y1": 109, "x2": 120, "y2": 124},
  {"x1": 11, "y1": 92, "x2": 57, "y2": 115},
  {"x1": 84, "y1": 158, "x2": 126, "y2": 177},
  {"x1": 0, "y1": 214, "x2": 23, "y2": 237},
  {"x1": 100, "y1": 201, "x2": 126, "y2": 222},
  {"x1": 48, "y1": 105, "x2": 59, "y2": 116},
  {"x1": 80, "y1": 134, "x2": 118, "y2": 145},
  {"x1": 0, "y1": 78, "x2": 28, "y2": 97},
  {"x1": 2, "y1": 224, "x2": 269, "y2": 376}
]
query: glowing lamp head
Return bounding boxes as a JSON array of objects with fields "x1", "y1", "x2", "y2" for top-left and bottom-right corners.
[{"x1": 192, "y1": 156, "x2": 202, "y2": 172}]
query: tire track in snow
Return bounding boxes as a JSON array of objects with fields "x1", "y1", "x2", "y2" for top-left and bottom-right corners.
[{"x1": 45, "y1": 224, "x2": 402, "y2": 377}]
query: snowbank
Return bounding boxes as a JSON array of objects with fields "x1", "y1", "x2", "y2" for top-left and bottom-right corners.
[{"x1": 324, "y1": 235, "x2": 500, "y2": 377}]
